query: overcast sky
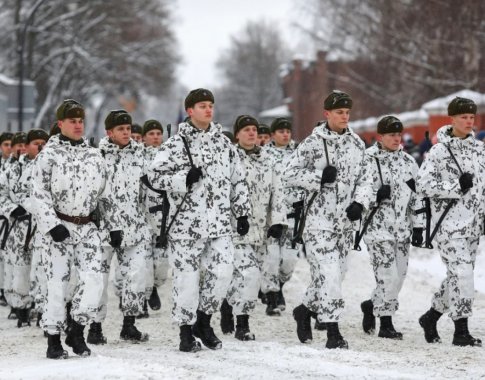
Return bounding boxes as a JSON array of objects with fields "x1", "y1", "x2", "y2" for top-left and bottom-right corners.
[{"x1": 172, "y1": 0, "x2": 303, "y2": 89}]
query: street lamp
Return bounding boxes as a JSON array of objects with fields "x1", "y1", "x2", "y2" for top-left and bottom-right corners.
[{"x1": 17, "y1": 0, "x2": 46, "y2": 132}]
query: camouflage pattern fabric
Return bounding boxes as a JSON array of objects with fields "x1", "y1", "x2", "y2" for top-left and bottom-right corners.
[
  {"x1": 167, "y1": 236, "x2": 234, "y2": 326},
  {"x1": 147, "y1": 121, "x2": 251, "y2": 241},
  {"x1": 431, "y1": 237, "x2": 479, "y2": 320},
  {"x1": 367, "y1": 240, "x2": 409, "y2": 317},
  {"x1": 226, "y1": 243, "x2": 265, "y2": 315},
  {"x1": 30, "y1": 135, "x2": 117, "y2": 333}
]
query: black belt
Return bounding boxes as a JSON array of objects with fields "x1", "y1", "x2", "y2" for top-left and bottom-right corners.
[{"x1": 55, "y1": 210, "x2": 92, "y2": 225}]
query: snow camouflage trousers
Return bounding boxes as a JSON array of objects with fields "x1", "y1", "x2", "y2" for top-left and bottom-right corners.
[
  {"x1": 145, "y1": 235, "x2": 169, "y2": 292},
  {"x1": 226, "y1": 244, "x2": 265, "y2": 315},
  {"x1": 431, "y1": 237, "x2": 478, "y2": 320},
  {"x1": 168, "y1": 236, "x2": 234, "y2": 326},
  {"x1": 41, "y1": 226, "x2": 103, "y2": 335},
  {"x1": 262, "y1": 227, "x2": 300, "y2": 293},
  {"x1": 97, "y1": 243, "x2": 148, "y2": 320},
  {"x1": 30, "y1": 246, "x2": 47, "y2": 313},
  {"x1": 367, "y1": 240, "x2": 409, "y2": 317},
  {"x1": 303, "y1": 230, "x2": 353, "y2": 323},
  {"x1": 3, "y1": 217, "x2": 36, "y2": 309}
]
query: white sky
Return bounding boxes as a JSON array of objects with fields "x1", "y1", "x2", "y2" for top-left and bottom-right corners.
[{"x1": 172, "y1": 0, "x2": 303, "y2": 89}]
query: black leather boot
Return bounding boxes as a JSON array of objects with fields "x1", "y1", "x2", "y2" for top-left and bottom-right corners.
[
  {"x1": 192, "y1": 310, "x2": 222, "y2": 349},
  {"x1": 65, "y1": 321, "x2": 91, "y2": 356},
  {"x1": 452, "y1": 318, "x2": 482, "y2": 347},
  {"x1": 120, "y1": 316, "x2": 149, "y2": 342},
  {"x1": 235, "y1": 314, "x2": 255, "y2": 341},
  {"x1": 220, "y1": 299, "x2": 234, "y2": 334},
  {"x1": 292, "y1": 304, "x2": 314, "y2": 343},
  {"x1": 46, "y1": 333, "x2": 68, "y2": 359},
  {"x1": 418, "y1": 308, "x2": 442, "y2": 343},
  {"x1": 378, "y1": 316, "x2": 403, "y2": 339},
  {"x1": 179, "y1": 325, "x2": 201, "y2": 352},
  {"x1": 326, "y1": 322, "x2": 348, "y2": 349},
  {"x1": 360, "y1": 300, "x2": 375, "y2": 334}
]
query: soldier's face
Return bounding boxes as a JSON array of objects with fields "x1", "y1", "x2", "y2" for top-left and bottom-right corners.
[
  {"x1": 236, "y1": 125, "x2": 258, "y2": 148},
  {"x1": 451, "y1": 114, "x2": 475, "y2": 138},
  {"x1": 131, "y1": 133, "x2": 142, "y2": 143},
  {"x1": 325, "y1": 108, "x2": 350, "y2": 132},
  {"x1": 12, "y1": 143, "x2": 26, "y2": 157},
  {"x1": 272, "y1": 128, "x2": 291, "y2": 147},
  {"x1": 26, "y1": 138, "x2": 46, "y2": 159},
  {"x1": 0, "y1": 140, "x2": 12, "y2": 157},
  {"x1": 143, "y1": 129, "x2": 163, "y2": 147},
  {"x1": 187, "y1": 101, "x2": 213, "y2": 126},
  {"x1": 59, "y1": 118, "x2": 84, "y2": 140},
  {"x1": 258, "y1": 134, "x2": 271, "y2": 146},
  {"x1": 108, "y1": 124, "x2": 131, "y2": 147},
  {"x1": 379, "y1": 132, "x2": 402, "y2": 152}
]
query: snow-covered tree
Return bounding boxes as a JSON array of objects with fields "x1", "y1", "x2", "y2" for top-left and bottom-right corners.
[{"x1": 0, "y1": 0, "x2": 178, "y2": 133}]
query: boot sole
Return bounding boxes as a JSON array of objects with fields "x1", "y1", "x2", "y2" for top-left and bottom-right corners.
[
  {"x1": 120, "y1": 334, "x2": 149, "y2": 343},
  {"x1": 47, "y1": 351, "x2": 69, "y2": 359}
]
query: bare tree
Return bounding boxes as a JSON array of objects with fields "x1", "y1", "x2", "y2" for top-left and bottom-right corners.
[
  {"x1": 214, "y1": 20, "x2": 291, "y2": 127},
  {"x1": 298, "y1": 0, "x2": 485, "y2": 112}
]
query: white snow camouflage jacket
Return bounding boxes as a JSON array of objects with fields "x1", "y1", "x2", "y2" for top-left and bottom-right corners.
[
  {"x1": 416, "y1": 125, "x2": 485, "y2": 241},
  {"x1": 284, "y1": 123, "x2": 367, "y2": 235},
  {"x1": 356, "y1": 143, "x2": 425, "y2": 243},
  {"x1": 232, "y1": 145, "x2": 287, "y2": 246},
  {"x1": 0, "y1": 154, "x2": 30, "y2": 217},
  {"x1": 30, "y1": 135, "x2": 119, "y2": 243},
  {"x1": 147, "y1": 121, "x2": 251, "y2": 240},
  {"x1": 98, "y1": 137, "x2": 151, "y2": 247}
]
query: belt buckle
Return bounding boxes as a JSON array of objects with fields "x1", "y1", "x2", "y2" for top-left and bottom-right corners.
[{"x1": 73, "y1": 216, "x2": 81, "y2": 225}]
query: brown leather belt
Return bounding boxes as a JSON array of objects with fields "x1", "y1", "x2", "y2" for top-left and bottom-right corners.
[{"x1": 55, "y1": 210, "x2": 91, "y2": 225}]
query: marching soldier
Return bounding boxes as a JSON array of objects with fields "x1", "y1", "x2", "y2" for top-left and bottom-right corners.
[
  {"x1": 417, "y1": 97, "x2": 483, "y2": 347},
  {"x1": 147, "y1": 88, "x2": 251, "y2": 352},
  {"x1": 285, "y1": 91, "x2": 367, "y2": 349},
  {"x1": 30, "y1": 99, "x2": 121, "y2": 359},
  {"x1": 221, "y1": 115, "x2": 287, "y2": 340},
  {"x1": 355, "y1": 116, "x2": 424, "y2": 340}
]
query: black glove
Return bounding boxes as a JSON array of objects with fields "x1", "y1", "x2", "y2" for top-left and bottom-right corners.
[
  {"x1": 345, "y1": 202, "x2": 363, "y2": 221},
  {"x1": 49, "y1": 225, "x2": 70, "y2": 243},
  {"x1": 10, "y1": 205, "x2": 27, "y2": 219},
  {"x1": 267, "y1": 224, "x2": 284, "y2": 239},
  {"x1": 109, "y1": 230, "x2": 123, "y2": 248},
  {"x1": 236, "y1": 216, "x2": 249, "y2": 236},
  {"x1": 411, "y1": 227, "x2": 424, "y2": 247},
  {"x1": 459, "y1": 172, "x2": 473, "y2": 193},
  {"x1": 376, "y1": 185, "x2": 391, "y2": 203},
  {"x1": 186, "y1": 166, "x2": 203, "y2": 188},
  {"x1": 405, "y1": 178, "x2": 416, "y2": 193},
  {"x1": 321, "y1": 165, "x2": 337, "y2": 185}
]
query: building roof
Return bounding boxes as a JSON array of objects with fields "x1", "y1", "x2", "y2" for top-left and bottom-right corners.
[
  {"x1": 259, "y1": 104, "x2": 291, "y2": 118},
  {"x1": 422, "y1": 89, "x2": 485, "y2": 114}
]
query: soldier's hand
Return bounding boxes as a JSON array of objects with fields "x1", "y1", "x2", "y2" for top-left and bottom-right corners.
[
  {"x1": 411, "y1": 227, "x2": 424, "y2": 247},
  {"x1": 321, "y1": 165, "x2": 337, "y2": 186},
  {"x1": 109, "y1": 230, "x2": 123, "y2": 248},
  {"x1": 267, "y1": 224, "x2": 284, "y2": 239},
  {"x1": 10, "y1": 205, "x2": 27, "y2": 219},
  {"x1": 376, "y1": 185, "x2": 391, "y2": 203},
  {"x1": 186, "y1": 166, "x2": 203, "y2": 188},
  {"x1": 345, "y1": 201, "x2": 363, "y2": 221},
  {"x1": 237, "y1": 216, "x2": 249, "y2": 236},
  {"x1": 49, "y1": 224, "x2": 70, "y2": 242},
  {"x1": 459, "y1": 172, "x2": 473, "y2": 193}
]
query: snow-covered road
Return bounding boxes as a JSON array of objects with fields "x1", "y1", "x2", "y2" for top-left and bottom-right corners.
[{"x1": 1, "y1": 241, "x2": 484, "y2": 379}]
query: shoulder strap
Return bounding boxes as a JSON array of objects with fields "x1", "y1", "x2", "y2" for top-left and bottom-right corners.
[
  {"x1": 180, "y1": 135, "x2": 194, "y2": 168},
  {"x1": 323, "y1": 139, "x2": 330, "y2": 166},
  {"x1": 374, "y1": 157, "x2": 383, "y2": 185},
  {"x1": 445, "y1": 143, "x2": 463, "y2": 175}
]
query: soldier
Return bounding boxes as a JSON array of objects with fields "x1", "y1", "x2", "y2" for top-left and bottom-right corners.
[
  {"x1": 262, "y1": 118, "x2": 304, "y2": 316},
  {"x1": 417, "y1": 97, "x2": 483, "y2": 347},
  {"x1": 30, "y1": 99, "x2": 121, "y2": 359},
  {"x1": 0, "y1": 131, "x2": 14, "y2": 306},
  {"x1": 285, "y1": 91, "x2": 366, "y2": 349},
  {"x1": 0, "y1": 132, "x2": 13, "y2": 170},
  {"x1": 140, "y1": 119, "x2": 165, "y2": 315},
  {"x1": 93, "y1": 110, "x2": 151, "y2": 344},
  {"x1": 257, "y1": 124, "x2": 271, "y2": 146},
  {"x1": 147, "y1": 88, "x2": 250, "y2": 352},
  {"x1": 131, "y1": 123, "x2": 143, "y2": 143},
  {"x1": 0, "y1": 129, "x2": 48, "y2": 326},
  {"x1": 354, "y1": 116, "x2": 424, "y2": 340},
  {"x1": 221, "y1": 115, "x2": 287, "y2": 340},
  {"x1": 1, "y1": 132, "x2": 28, "y2": 318}
]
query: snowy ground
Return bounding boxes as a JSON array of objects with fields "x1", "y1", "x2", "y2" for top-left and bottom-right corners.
[{"x1": 1, "y1": 239, "x2": 485, "y2": 380}]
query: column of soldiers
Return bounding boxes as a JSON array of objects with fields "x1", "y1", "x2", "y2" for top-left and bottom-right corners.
[{"x1": 0, "y1": 89, "x2": 482, "y2": 360}]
